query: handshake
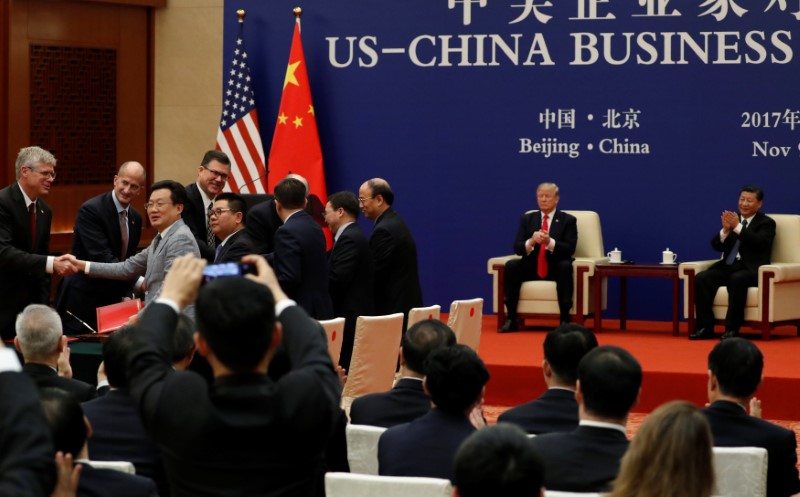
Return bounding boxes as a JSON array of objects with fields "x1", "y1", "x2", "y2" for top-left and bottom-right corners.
[{"x1": 53, "y1": 254, "x2": 85, "y2": 276}]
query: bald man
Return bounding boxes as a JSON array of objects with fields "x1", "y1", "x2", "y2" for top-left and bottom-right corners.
[{"x1": 56, "y1": 161, "x2": 146, "y2": 334}]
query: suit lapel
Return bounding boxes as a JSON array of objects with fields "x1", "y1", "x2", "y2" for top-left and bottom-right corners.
[
  {"x1": 10, "y1": 184, "x2": 34, "y2": 250},
  {"x1": 103, "y1": 193, "x2": 124, "y2": 255}
]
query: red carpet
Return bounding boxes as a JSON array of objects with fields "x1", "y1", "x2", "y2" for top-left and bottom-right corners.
[{"x1": 474, "y1": 315, "x2": 800, "y2": 421}]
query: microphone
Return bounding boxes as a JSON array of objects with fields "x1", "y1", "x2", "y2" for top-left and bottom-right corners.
[{"x1": 234, "y1": 170, "x2": 269, "y2": 194}]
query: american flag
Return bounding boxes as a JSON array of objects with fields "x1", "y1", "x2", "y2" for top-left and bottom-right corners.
[{"x1": 216, "y1": 14, "x2": 267, "y2": 194}]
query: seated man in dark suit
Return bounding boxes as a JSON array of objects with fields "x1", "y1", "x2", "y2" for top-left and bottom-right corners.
[
  {"x1": 453, "y1": 424, "x2": 545, "y2": 497},
  {"x1": 40, "y1": 387, "x2": 159, "y2": 497},
  {"x1": 530, "y1": 345, "x2": 642, "y2": 493},
  {"x1": 498, "y1": 323, "x2": 597, "y2": 434},
  {"x1": 690, "y1": 185, "x2": 776, "y2": 340},
  {"x1": 378, "y1": 344, "x2": 490, "y2": 482},
  {"x1": 209, "y1": 192, "x2": 256, "y2": 263},
  {"x1": 703, "y1": 338, "x2": 800, "y2": 497},
  {"x1": 126, "y1": 254, "x2": 341, "y2": 496},
  {"x1": 82, "y1": 327, "x2": 167, "y2": 495},
  {"x1": 0, "y1": 343, "x2": 56, "y2": 496},
  {"x1": 350, "y1": 319, "x2": 455, "y2": 427},
  {"x1": 500, "y1": 182, "x2": 578, "y2": 332},
  {"x1": 15, "y1": 305, "x2": 98, "y2": 402}
]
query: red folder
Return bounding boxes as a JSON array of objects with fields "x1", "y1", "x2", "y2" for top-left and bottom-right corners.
[{"x1": 96, "y1": 299, "x2": 142, "y2": 334}]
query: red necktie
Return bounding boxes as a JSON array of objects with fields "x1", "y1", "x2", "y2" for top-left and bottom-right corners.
[
  {"x1": 537, "y1": 214, "x2": 549, "y2": 278},
  {"x1": 29, "y1": 202, "x2": 36, "y2": 250}
]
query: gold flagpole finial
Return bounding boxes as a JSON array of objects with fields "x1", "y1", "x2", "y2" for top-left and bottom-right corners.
[
  {"x1": 293, "y1": 7, "x2": 303, "y2": 18},
  {"x1": 236, "y1": 9, "x2": 246, "y2": 22}
]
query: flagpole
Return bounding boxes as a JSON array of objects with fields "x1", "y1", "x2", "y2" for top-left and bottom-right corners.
[
  {"x1": 293, "y1": 7, "x2": 302, "y2": 33},
  {"x1": 237, "y1": 9, "x2": 245, "y2": 23}
]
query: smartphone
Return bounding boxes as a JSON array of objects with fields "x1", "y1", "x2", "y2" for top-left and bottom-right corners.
[{"x1": 202, "y1": 262, "x2": 256, "y2": 284}]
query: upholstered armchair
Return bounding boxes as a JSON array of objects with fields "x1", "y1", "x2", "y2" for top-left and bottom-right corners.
[
  {"x1": 679, "y1": 214, "x2": 800, "y2": 340},
  {"x1": 487, "y1": 210, "x2": 608, "y2": 328}
]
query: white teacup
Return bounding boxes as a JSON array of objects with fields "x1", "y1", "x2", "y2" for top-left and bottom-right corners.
[
  {"x1": 607, "y1": 248, "x2": 622, "y2": 263},
  {"x1": 662, "y1": 249, "x2": 677, "y2": 264}
]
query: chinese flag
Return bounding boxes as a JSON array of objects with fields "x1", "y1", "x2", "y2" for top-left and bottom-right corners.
[{"x1": 268, "y1": 18, "x2": 331, "y2": 246}]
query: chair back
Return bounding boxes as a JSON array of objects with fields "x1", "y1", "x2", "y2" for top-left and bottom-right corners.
[
  {"x1": 447, "y1": 298, "x2": 483, "y2": 352},
  {"x1": 768, "y1": 214, "x2": 800, "y2": 263},
  {"x1": 325, "y1": 472, "x2": 452, "y2": 497},
  {"x1": 345, "y1": 424, "x2": 388, "y2": 475},
  {"x1": 318, "y1": 317, "x2": 346, "y2": 366},
  {"x1": 407, "y1": 305, "x2": 441, "y2": 331},
  {"x1": 86, "y1": 460, "x2": 136, "y2": 474},
  {"x1": 342, "y1": 313, "x2": 404, "y2": 401},
  {"x1": 713, "y1": 446, "x2": 768, "y2": 497},
  {"x1": 564, "y1": 210, "x2": 605, "y2": 258},
  {"x1": 544, "y1": 492, "x2": 601, "y2": 497}
]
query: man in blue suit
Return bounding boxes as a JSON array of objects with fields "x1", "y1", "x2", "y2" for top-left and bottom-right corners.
[
  {"x1": 498, "y1": 323, "x2": 597, "y2": 434},
  {"x1": 378, "y1": 344, "x2": 489, "y2": 482},
  {"x1": 703, "y1": 338, "x2": 800, "y2": 497},
  {"x1": 272, "y1": 177, "x2": 333, "y2": 320},
  {"x1": 350, "y1": 319, "x2": 455, "y2": 427},
  {"x1": 56, "y1": 161, "x2": 146, "y2": 334}
]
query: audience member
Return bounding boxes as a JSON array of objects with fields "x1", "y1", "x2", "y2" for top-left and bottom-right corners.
[
  {"x1": 70, "y1": 180, "x2": 200, "y2": 318},
  {"x1": 359, "y1": 178, "x2": 423, "y2": 328},
  {"x1": 350, "y1": 319, "x2": 456, "y2": 427},
  {"x1": 689, "y1": 185, "x2": 775, "y2": 340},
  {"x1": 498, "y1": 323, "x2": 597, "y2": 434},
  {"x1": 40, "y1": 388, "x2": 159, "y2": 497},
  {"x1": 125, "y1": 254, "x2": 340, "y2": 496},
  {"x1": 703, "y1": 338, "x2": 800, "y2": 497},
  {"x1": 55, "y1": 161, "x2": 146, "y2": 334},
  {"x1": 530, "y1": 345, "x2": 641, "y2": 493},
  {"x1": 608, "y1": 401, "x2": 714, "y2": 497},
  {"x1": 171, "y1": 314, "x2": 198, "y2": 371},
  {"x1": 0, "y1": 146, "x2": 76, "y2": 339},
  {"x1": 81, "y1": 327, "x2": 167, "y2": 495},
  {"x1": 183, "y1": 150, "x2": 231, "y2": 262},
  {"x1": 272, "y1": 177, "x2": 333, "y2": 319},
  {"x1": 15, "y1": 305, "x2": 97, "y2": 402},
  {"x1": 324, "y1": 191, "x2": 374, "y2": 370},
  {"x1": 378, "y1": 344, "x2": 489, "y2": 481},
  {"x1": 0, "y1": 344, "x2": 56, "y2": 496},
  {"x1": 209, "y1": 192, "x2": 255, "y2": 263},
  {"x1": 453, "y1": 424, "x2": 545, "y2": 497},
  {"x1": 500, "y1": 182, "x2": 577, "y2": 332}
]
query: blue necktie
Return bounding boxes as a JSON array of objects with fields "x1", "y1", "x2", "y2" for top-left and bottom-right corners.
[{"x1": 725, "y1": 219, "x2": 748, "y2": 265}]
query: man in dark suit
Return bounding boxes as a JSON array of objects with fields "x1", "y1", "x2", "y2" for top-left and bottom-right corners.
[
  {"x1": 324, "y1": 191, "x2": 375, "y2": 370},
  {"x1": 529, "y1": 345, "x2": 641, "y2": 493},
  {"x1": 454, "y1": 424, "x2": 546, "y2": 497},
  {"x1": 55, "y1": 161, "x2": 146, "y2": 334},
  {"x1": 0, "y1": 146, "x2": 76, "y2": 340},
  {"x1": 184, "y1": 150, "x2": 231, "y2": 262},
  {"x1": 272, "y1": 177, "x2": 333, "y2": 319},
  {"x1": 499, "y1": 323, "x2": 597, "y2": 434},
  {"x1": 40, "y1": 387, "x2": 159, "y2": 497},
  {"x1": 690, "y1": 185, "x2": 776, "y2": 340},
  {"x1": 703, "y1": 338, "x2": 800, "y2": 497},
  {"x1": 209, "y1": 192, "x2": 256, "y2": 263},
  {"x1": 82, "y1": 327, "x2": 167, "y2": 495},
  {"x1": 15, "y1": 305, "x2": 98, "y2": 402},
  {"x1": 350, "y1": 319, "x2": 455, "y2": 427},
  {"x1": 378, "y1": 344, "x2": 489, "y2": 482},
  {"x1": 359, "y1": 178, "x2": 423, "y2": 325},
  {"x1": 126, "y1": 254, "x2": 340, "y2": 496},
  {"x1": 0, "y1": 345, "x2": 56, "y2": 496},
  {"x1": 500, "y1": 182, "x2": 578, "y2": 332}
]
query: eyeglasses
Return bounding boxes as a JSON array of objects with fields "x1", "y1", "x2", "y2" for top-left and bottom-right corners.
[
  {"x1": 145, "y1": 201, "x2": 173, "y2": 210},
  {"x1": 358, "y1": 196, "x2": 373, "y2": 203},
  {"x1": 202, "y1": 165, "x2": 230, "y2": 182},
  {"x1": 209, "y1": 208, "x2": 239, "y2": 217},
  {"x1": 26, "y1": 166, "x2": 56, "y2": 180}
]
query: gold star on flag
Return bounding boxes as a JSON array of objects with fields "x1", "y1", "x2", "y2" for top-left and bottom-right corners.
[
  {"x1": 308, "y1": 105, "x2": 315, "y2": 116},
  {"x1": 293, "y1": 116, "x2": 304, "y2": 128},
  {"x1": 278, "y1": 113, "x2": 288, "y2": 125},
  {"x1": 283, "y1": 61, "x2": 301, "y2": 89}
]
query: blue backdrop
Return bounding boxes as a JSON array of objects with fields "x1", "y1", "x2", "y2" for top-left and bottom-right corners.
[{"x1": 223, "y1": 0, "x2": 799, "y2": 320}]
